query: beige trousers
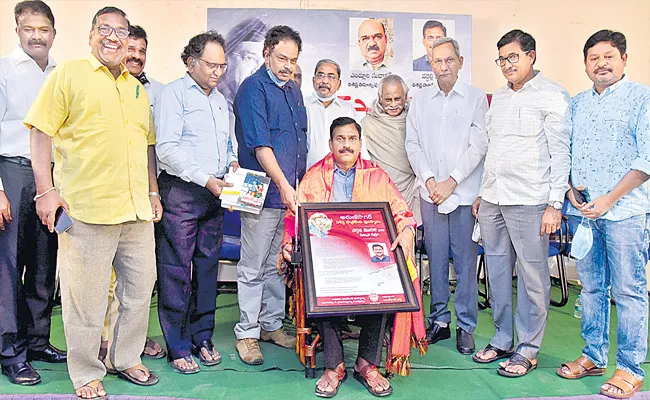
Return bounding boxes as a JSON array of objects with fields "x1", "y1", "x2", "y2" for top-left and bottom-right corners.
[{"x1": 58, "y1": 219, "x2": 156, "y2": 389}]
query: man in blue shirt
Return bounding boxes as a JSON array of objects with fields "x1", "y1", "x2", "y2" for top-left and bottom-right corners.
[
  {"x1": 412, "y1": 20, "x2": 446, "y2": 72},
  {"x1": 557, "y1": 30, "x2": 650, "y2": 399},
  {"x1": 155, "y1": 31, "x2": 237, "y2": 374},
  {"x1": 370, "y1": 244, "x2": 390, "y2": 262},
  {"x1": 233, "y1": 25, "x2": 307, "y2": 365}
]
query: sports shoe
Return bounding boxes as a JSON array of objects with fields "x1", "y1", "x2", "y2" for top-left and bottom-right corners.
[
  {"x1": 260, "y1": 327, "x2": 296, "y2": 348},
  {"x1": 236, "y1": 338, "x2": 263, "y2": 365}
]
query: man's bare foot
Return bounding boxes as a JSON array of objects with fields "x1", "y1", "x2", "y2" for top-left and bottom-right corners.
[
  {"x1": 75, "y1": 379, "x2": 106, "y2": 399},
  {"x1": 315, "y1": 364, "x2": 346, "y2": 397},
  {"x1": 475, "y1": 348, "x2": 497, "y2": 361},
  {"x1": 499, "y1": 358, "x2": 537, "y2": 375}
]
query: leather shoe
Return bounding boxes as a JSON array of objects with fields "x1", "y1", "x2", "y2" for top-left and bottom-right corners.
[
  {"x1": 425, "y1": 323, "x2": 451, "y2": 344},
  {"x1": 456, "y1": 327, "x2": 475, "y2": 355},
  {"x1": 28, "y1": 344, "x2": 67, "y2": 363},
  {"x1": 1, "y1": 362, "x2": 41, "y2": 386}
]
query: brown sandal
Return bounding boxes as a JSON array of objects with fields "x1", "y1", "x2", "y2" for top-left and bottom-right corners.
[
  {"x1": 75, "y1": 379, "x2": 107, "y2": 400},
  {"x1": 315, "y1": 363, "x2": 347, "y2": 398},
  {"x1": 600, "y1": 369, "x2": 643, "y2": 399},
  {"x1": 556, "y1": 355, "x2": 606, "y2": 379},
  {"x1": 353, "y1": 363, "x2": 392, "y2": 397}
]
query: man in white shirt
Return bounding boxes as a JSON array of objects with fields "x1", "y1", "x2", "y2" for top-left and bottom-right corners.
[
  {"x1": 0, "y1": 0, "x2": 65, "y2": 386},
  {"x1": 123, "y1": 25, "x2": 164, "y2": 111},
  {"x1": 305, "y1": 59, "x2": 369, "y2": 169},
  {"x1": 406, "y1": 37, "x2": 488, "y2": 355},
  {"x1": 472, "y1": 30, "x2": 571, "y2": 378}
]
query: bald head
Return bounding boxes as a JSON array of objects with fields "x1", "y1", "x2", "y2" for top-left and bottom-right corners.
[{"x1": 358, "y1": 19, "x2": 387, "y2": 66}]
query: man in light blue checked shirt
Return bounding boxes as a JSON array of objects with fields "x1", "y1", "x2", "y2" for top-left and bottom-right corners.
[
  {"x1": 558, "y1": 30, "x2": 650, "y2": 399},
  {"x1": 155, "y1": 30, "x2": 237, "y2": 375}
]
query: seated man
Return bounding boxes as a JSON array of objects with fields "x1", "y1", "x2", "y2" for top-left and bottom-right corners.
[{"x1": 282, "y1": 116, "x2": 423, "y2": 398}]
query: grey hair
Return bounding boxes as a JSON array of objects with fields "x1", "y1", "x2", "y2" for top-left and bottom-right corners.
[
  {"x1": 378, "y1": 74, "x2": 409, "y2": 100},
  {"x1": 430, "y1": 37, "x2": 461, "y2": 58},
  {"x1": 314, "y1": 59, "x2": 341, "y2": 78}
]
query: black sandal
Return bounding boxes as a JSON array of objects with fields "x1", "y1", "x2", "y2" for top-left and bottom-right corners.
[
  {"x1": 193, "y1": 340, "x2": 222, "y2": 366},
  {"x1": 472, "y1": 344, "x2": 513, "y2": 364},
  {"x1": 497, "y1": 353, "x2": 537, "y2": 378},
  {"x1": 167, "y1": 355, "x2": 201, "y2": 374}
]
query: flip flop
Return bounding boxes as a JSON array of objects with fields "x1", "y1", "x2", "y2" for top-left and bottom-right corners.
[
  {"x1": 75, "y1": 379, "x2": 107, "y2": 400},
  {"x1": 116, "y1": 365, "x2": 159, "y2": 386},
  {"x1": 142, "y1": 338, "x2": 167, "y2": 360},
  {"x1": 315, "y1": 364, "x2": 347, "y2": 398},
  {"x1": 353, "y1": 364, "x2": 393, "y2": 397},
  {"x1": 168, "y1": 355, "x2": 200, "y2": 375},
  {"x1": 556, "y1": 355, "x2": 606, "y2": 379},
  {"x1": 193, "y1": 339, "x2": 222, "y2": 366},
  {"x1": 472, "y1": 344, "x2": 513, "y2": 364},
  {"x1": 497, "y1": 353, "x2": 537, "y2": 378}
]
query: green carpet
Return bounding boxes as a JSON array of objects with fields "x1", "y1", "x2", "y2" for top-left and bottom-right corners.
[{"x1": 1, "y1": 285, "x2": 648, "y2": 399}]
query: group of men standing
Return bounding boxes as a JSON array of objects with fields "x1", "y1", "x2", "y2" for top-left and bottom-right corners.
[{"x1": 0, "y1": 1, "x2": 649, "y2": 399}]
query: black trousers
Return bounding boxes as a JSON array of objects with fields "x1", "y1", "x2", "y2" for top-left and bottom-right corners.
[
  {"x1": 318, "y1": 315, "x2": 386, "y2": 369},
  {"x1": 0, "y1": 158, "x2": 57, "y2": 367},
  {"x1": 156, "y1": 172, "x2": 225, "y2": 360}
]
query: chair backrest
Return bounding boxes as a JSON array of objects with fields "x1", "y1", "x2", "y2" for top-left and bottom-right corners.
[{"x1": 223, "y1": 210, "x2": 242, "y2": 237}]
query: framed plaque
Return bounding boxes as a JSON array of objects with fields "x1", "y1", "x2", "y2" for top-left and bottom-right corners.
[{"x1": 298, "y1": 202, "x2": 420, "y2": 318}]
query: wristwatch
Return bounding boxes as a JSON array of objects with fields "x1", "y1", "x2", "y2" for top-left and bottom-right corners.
[{"x1": 548, "y1": 201, "x2": 563, "y2": 210}]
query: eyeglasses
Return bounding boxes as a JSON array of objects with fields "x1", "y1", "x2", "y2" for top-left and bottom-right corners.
[
  {"x1": 199, "y1": 58, "x2": 228, "y2": 72},
  {"x1": 96, "y1": 25, "x2": 129, "y2": 39},
  {"x1": 314, "y1": 72, "x2": 339, "y2": 81},
  {"x1": 431, "y1": 57, "x2": 457, "y2": 68},
  {"x1": 495, "y1": 51, "x2": 531, "y2": 67}
]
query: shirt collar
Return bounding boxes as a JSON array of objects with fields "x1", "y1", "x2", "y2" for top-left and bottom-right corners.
[
  {"x1": 507, "y1": 70, "x2": 543, "y2": 91},
  {"x1": 87, "y1": 53, "x2": 129, "y2": 78},
  {"x1": 333, "y1": 163, "x2": 356, "y2": 177},
  {"x1": 592, "y1": 75, "x2": 628, "y2": 96},
  {"x1": 431, "y1": 79, "x2": 465, "y2": 98},
  {"x1": 12, "y1": 45, "x2": 56, "y2": 69},
  {"x1": 309, "y1": 94, "x2": 341, "y2": 107},
  {"x1": 182, "y1": 72, "x2": 216, "y2": 95}
]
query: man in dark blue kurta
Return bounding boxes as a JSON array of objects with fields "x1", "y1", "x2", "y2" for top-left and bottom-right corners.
[{"x1": 233, "y1": 25, "x2": 308, "y2": 365}]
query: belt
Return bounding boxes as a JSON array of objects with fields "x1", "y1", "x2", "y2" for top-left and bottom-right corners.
[{"x1": 0, "y1": 155, "x2": 31, "y2": 168}]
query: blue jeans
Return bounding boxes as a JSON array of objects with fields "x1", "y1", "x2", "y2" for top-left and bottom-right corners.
[{"x1": 571, "y1": 214, "x2": 649, "y2": 380}]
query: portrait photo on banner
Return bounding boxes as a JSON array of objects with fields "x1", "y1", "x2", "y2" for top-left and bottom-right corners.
[
  {"x1": 349, "y1": 17, "x2": 394, "y2": 72},
  {"x1": 411, "y1": 18, "x2": 456, "y2": 72},
  {"x1": 207, "y1": 9, "x2": 471, "y2": 114}
]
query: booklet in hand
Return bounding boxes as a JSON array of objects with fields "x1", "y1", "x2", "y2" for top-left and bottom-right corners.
[{"x1": 219, "y1": 167, "x2": 270, "y2": 214}]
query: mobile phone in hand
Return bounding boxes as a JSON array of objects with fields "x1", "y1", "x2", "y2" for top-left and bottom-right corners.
[
  {"x1": 571, "y1": 187, "x2": 590, "y2": 205},
  {"x1": 54, "y1": 207, "x2": 72, "y2": 234}
]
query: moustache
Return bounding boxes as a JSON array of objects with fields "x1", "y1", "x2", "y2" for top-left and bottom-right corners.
[
  {"x1": 279, "y1": 67, "x2": 292, "y2": 75},
  {"x1": 318, "y1": 84, "x2": 330, "y2": 89},
  {"x1": 100, "y1": 39, "x2": 122, "y2": 49},
  {"x1": 126, "y1": 57, "x2": 143, "y2": 66},
  {"x1": 28, "y1": 39, "x2": 46, "y2": 46},
  {"x1": 366, "y1": 45, "x2": 380, "y2": 52},
  {"x1": 338, "y1": 147, "x2": 355, "y2": 154},
  {"x1": 594, "y1": 67, "x2": 612, "y2": 74},
  {"x1": 386, "y1": 105, "x2": 403, "y2": 112},
  {"x1": 505, "y1": 68, "x2": 517, "y2": 74}
]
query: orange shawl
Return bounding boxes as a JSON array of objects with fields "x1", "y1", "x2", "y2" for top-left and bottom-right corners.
[{"x1": 282, "y1": 154, "x2": 427, "y2": 375}]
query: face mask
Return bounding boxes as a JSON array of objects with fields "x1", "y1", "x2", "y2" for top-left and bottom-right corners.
[
  {"x1": 471, "y1": 220, "x2": 481, "y2": 242},
  {"x1": 437, "y1": 193, "x2": 460, "y2": 214},
  {"x1": 314, "y1": 90, "x2": 337, "y2": 102},
  {"x1": 570, "y1": 217, "x2": 593, "y2": 260}
]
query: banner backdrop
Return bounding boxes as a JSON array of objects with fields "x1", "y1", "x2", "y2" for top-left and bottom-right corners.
[{"x1": 209, "y1": 8, "x2": 472, "y2": 114}]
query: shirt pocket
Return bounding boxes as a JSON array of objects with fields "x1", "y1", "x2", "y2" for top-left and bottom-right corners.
[{"x1": 515, "y1": 107, "x2": 543, "y2": 136}]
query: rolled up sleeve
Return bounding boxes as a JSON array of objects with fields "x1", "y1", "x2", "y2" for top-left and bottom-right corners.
[
  {"x1": 631, "y1": 97, "x2": 650, "y2": 175},
  {"x1": 235, "y1": 80, "x2": 272, "y2": 151}
]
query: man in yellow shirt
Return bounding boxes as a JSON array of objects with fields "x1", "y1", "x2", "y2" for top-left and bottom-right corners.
[{"x1": 24, "y1": 6, "x2": 159, "y2": 399}]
